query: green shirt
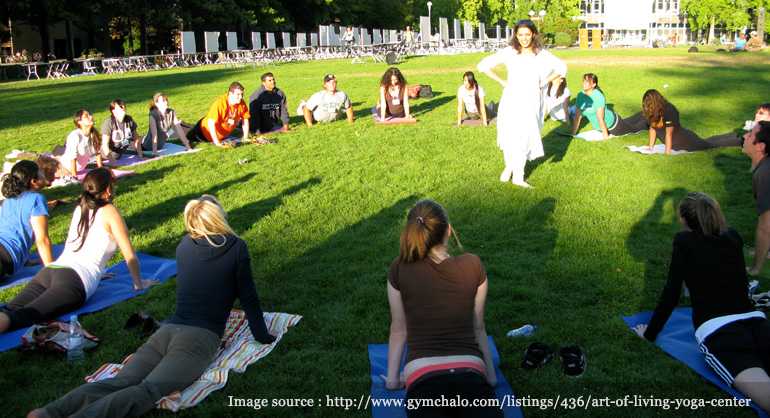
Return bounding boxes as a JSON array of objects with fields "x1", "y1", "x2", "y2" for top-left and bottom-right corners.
[{"x1": 576, "y1": 89, "x2": 616, "y2": 131}]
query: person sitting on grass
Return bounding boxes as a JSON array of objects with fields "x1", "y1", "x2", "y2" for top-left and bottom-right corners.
[
  {"x1": 0, "y1": 168, "x2": 154, "y2": 334},
  {"x1": 35, "y1": 155, "x2": 67, "y2": 209},
  {"x1": 249, "y1": 72, "x2": 289, "y2": 137},
  {"x1": 27, "y1": 194, "x2": 275, "y2": 418},
  {"x1": 743, "y1": 121, "x2": 770, "y2": 277},
  {"x1": 384, "y1": 199, "x2": 500, "y2": 417},
  {"x1": 543, "y1": 76, "x2": 570, "y2": 123},
  {"x1": 100, "y1": 99, "x2": 143, "y2": 161},
  {"x1": 298, "y1": 74, "x2": 353, "y2": 127},
  {"x1": 188, "y1": 82, "x2": 251, "y2": 148},
  {"x1": 457, "y1": 71, "x2": 496, "y2": 126},
  {"x1": 571, "y1": 73, "x2": 648, "y2": 140},
  {"x1": 746, "y1": 31, "x2": 765, "y2": 52},
  {"x1": 633, "y1": 192, "x2": 770, "y2": 414},
  {"x1": 55, "y1": 109, "x2": 103, "y2": 178},
  {"x1": 142, "y1": 92, "x2": 193, "y2": 156},
  {"x1": 375, "y1": 67, "x2": 414, "y2": 121},
  {"x1": 0, "y1": 160, "x2": 53, "y2": 281}
]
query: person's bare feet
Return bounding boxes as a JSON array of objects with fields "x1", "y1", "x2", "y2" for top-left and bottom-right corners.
[{"x1": 27, "y1": 408, "x2": 51, "y2": 418}]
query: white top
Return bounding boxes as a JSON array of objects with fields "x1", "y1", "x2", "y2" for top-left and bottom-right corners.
[
  {"x1": 543, "y1": 86, "x2": 570, "y2": 113},
  {"x1": 53, "y1": 206, "x2": 117, "y2": 299},
  {"x1": 477, "y1": 47, "x2": 566, "y2": 158},
  {"x1": 457, "y1": 85, "x2": 486, "y2": 114},
  {"x1": 62, "y1": 129, "x2": 95, "y2": 171}
]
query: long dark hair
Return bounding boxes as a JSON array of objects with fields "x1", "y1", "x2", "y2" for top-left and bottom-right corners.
[
  {"x1": 463, "y1": 71, "x2": 482, "y2": 114},
  {"x1": 510, "y1": 19, "x2": 543, "y2": 54},
  {"x1": 73, "y1": 109, "x2": 101, "y2": 151},
  {"x1": 74, "y1": 168, "x2": 115, "y2": 251},
  {"x1": 109, "y1": 99, "x2": 134, "y2": 130},
  {"x1": 1, "y1": 160, "x2": 39, "y2": 199},
  {"x1": 642, "y1": 89, "x2": 667, "y2": 128},
  {"x1": 399, "y1": 200, "x2": 461, "y2": 263},
  {"x1": 547, "y1": 78, "x2": 567, "y2": 98},
  {"x1": 380, "y1": 67, "x2": 407, "y2": 91}
]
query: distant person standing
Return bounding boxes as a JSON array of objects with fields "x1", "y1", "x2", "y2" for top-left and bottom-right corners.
[{"x1": 248, "y1": 72, "x2": 289, "y2": 137}]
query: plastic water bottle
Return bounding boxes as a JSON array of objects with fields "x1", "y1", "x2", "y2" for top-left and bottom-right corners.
[
  {"x1": 506, "y1": 324, "x2": 537, "y2": 338},
  {"x1": 67, "y1": 314, "x2": 85, "y2": 362}
]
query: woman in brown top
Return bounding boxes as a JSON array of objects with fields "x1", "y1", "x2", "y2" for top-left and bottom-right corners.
[
  {"x1": 377, "y1": 67, "x2": 413, "y2": 121},
  {"x1": 385, "y1": 200, "x2": 500, "y2": 417}
]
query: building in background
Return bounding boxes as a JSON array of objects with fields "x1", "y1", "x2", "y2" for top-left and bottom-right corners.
[{"x1": 578, "y1": 0, "x2": 688, "y2": 47}]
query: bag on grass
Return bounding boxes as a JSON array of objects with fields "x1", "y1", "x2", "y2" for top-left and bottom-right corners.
[
  {"x1": 20, "y1": 321, "x2": 100, "y2": 354},
  {"x1": 418, "y1": 85, "x2": 434, "y2": 98}
]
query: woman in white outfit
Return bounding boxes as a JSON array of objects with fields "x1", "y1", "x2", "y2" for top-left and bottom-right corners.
[{"x1": 477, "y1": 20, "x2": 567, "y2": 188}]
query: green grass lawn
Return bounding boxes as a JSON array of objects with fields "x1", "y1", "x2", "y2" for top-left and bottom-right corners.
[{"x1": 1, "y1": 47, "x2": 769, "y2": 417}]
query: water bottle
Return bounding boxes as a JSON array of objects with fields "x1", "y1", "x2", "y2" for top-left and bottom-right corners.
[
  {"x1": 67, "y1": 314, "x2": 85, "y2": 362},
  {"x1": 506, "y1": 324, "x2": 537, "y2": 338}
]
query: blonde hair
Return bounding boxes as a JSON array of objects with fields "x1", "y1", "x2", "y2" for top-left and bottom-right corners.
[
  {"x1": 678, "y1": 192, "x2": 726, "y2": 237},
  {"x1": 183, "y1": 194, "x2": 236, "y2": 247}
]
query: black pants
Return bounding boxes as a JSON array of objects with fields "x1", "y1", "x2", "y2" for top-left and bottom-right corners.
[
  {"x1": 188, "y1": 119, "x2": 207, "y2": 142},
  {"x1": 406, "y1": 371, "x2": 502, "y2": 418},
  {"x1": 0, "y1": 243, "x2": 13, "y2": 279},
  {"x1": 608, "y1": 112, "x2": 649, "y2": 136},
  {"x1": 4, "y1": 267, "x2": 85, "y2": 331}
]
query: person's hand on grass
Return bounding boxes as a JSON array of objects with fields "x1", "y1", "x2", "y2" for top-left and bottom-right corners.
[{"x1": 632, "y1": 323, "x2": 648, "y2": 338}]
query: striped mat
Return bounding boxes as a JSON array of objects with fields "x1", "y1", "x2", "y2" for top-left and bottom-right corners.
[{"x1": 85, "y1": 310, "x2": 302, "y2": 411}]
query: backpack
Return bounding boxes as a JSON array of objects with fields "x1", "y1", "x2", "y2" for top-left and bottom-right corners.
[{"x1": 418, "y1": 85, "x2": 433, "y2": 98}]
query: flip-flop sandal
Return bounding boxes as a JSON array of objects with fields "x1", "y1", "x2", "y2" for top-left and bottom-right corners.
[
  {"x1": 559, "y1": 345, "x2": 586, "y2": 377},
  {"x1": 521, "y1": 342, "x2": 554, "y2": 370}
]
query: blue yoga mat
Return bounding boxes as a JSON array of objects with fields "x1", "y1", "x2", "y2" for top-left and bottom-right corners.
[
  {"x1": 623, "y1": 308, "x2": 768, "y2": 418},
  {"x1": 0, "y1": 252, "x2": 177, "y2": 352},
  {"x1": 368, "y1": 337, "x2": 523, "y2": 418},
  {"x1": 0, "y1": 244, "x2": 65, "y2": 291}
]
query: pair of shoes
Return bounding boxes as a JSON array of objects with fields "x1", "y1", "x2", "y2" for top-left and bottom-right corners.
[
  {"x1": 124, "y1": 311, "x2": 160, "y2": 336},
  {"x1": 522, "y1": 342, "x2": 586, "y2": 377}
]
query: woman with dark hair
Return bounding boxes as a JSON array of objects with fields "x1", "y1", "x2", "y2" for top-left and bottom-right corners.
[
  {"x1": 543, "y1": 77, "x2": 570, "y2": 122},
  {"x1": 0, "y1": 160, "x2": 53, "y2": 280},
  {"x1": 477, "y1": 19, "x2": 566, "y2": 188},
  {"x1": 57, "y1": 109, "x2": 102, "y2": 177},
  {"x1": 100, "y1": 99, "x2": 142, "y2": 161},
  {"x1": 142, "y1": 92, "x2": 193, "y2": 156},
  {"x1": 28, "y1": 194, "x2": 274, "y2": 418},
  {"x1": 634, "y1": 192, "x2": 770, "y2": 413},
  {"x1": 457, "y1": 71, "x2": 496, "y2": 126},
  {"x1": 376, "y1": 67, "x2": 413, "y2": 121},
  {"x1": 385, "y1": 200, "x2": 500, "y2": 418},
  {"x1": 0, "y1": 168, "x2": 154, "y2": 334},
  {"x1": 571, "y1": 73, "x2": 648, "y2": 140}
]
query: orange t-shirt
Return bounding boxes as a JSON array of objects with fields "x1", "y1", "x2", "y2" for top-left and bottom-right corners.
[{"x1": 202, "y1": 94, "x2": 250, "y2": 141}]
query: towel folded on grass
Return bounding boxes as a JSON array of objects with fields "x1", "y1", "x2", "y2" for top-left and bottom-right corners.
[
  {"x1": 86, "y1": 310, "x2": 302, "y2": 411},
  {"x1": 626, "y1": 144, "x2": 690, "y2": 155}
]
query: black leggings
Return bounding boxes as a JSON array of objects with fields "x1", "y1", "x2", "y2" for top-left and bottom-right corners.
[
  {"x1": 3, "y1": 267, "x2": 85, "y2": 331},
  {"x1": 0, "y1": 243, "x2": 12, "y2": 279},
  {"x1": 406, "y1": 371, "x2": 502, "y2": 418},
  {"x1": 610, "y1": 112, "x2": 740, "y2": 151},
  {"x1": 608, "y1": 112, "x2": 649, "y2": 136}
]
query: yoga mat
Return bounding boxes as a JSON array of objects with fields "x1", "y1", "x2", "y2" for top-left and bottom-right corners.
[
  {"x1": 0, "y1": 252, "x2": 177, "y2": 352},
  {"x1": 86, "y1": 310, "x2": 302, "y2": 411},
  {"x1": 374, "y1": 117, "x2": 417, "y2": 125},
  {"x1": 49, "y1": 169, "x2": 135, "y2": 188},
  {"x1": 626, "y1": 144, "x2": 690, "y2": 155},
  {"x1": 368, "y1": 337, "x2": 522, "y2": 418},
  {"x1": 574, "y1": 130, "x2": 607, "y2": 142},
  {"x1": 0, "y1": 244, "x2": 65, "y2": 290},
  {"x1": 623, "y1": 308, "x2": 768, "y2": 418},
  {"x1": 104, "y1": 143, "x2": 201, "y2": 167}
]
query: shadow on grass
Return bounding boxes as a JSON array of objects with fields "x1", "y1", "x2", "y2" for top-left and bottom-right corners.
[
  {"x1": 410, "y1": 95, "x2": 454, "y2": 117},
  {"x1": 627, "y1": 188, "x2": 687, "y2": 312},
  {"x1": 229, "y1": 177, "x2": 322, "y2": 232}
]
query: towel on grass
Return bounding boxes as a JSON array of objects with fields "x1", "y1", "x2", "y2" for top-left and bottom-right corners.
[
  {"x1": 86, "y1": 309, "x2": 301, "y2": 412},
  {"x1": 0, "y1": 252, "x2": 177, "y2": 352},
  {"x1": 49, "y1": 169, "x2": 135, "y2": 189},
  {"x1": 574, "y1": 130, "x2": 607, "y2": 141},
  {"x1": 0, "y1": 244, "x2": 65, "y2": 290},
  {"x1": 623, "y1": 308, "x2": 768, "y2": 418},
  {"x1": 626, "y1": 144, "x2": 690, "y2": 155},
  {"x1": 104, "y1": 143, "x2": 200, "y2": 167},
  {"x1": 368, "y1": 337, "x2": 523, "y2": 418},
  {"x1": 374, "y1": 117, "x2": 418, "y2": 125}
]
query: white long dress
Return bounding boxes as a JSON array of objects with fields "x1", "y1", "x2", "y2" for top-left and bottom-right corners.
[{"x1": 477, "y1": 47, "x2": 567, "y2": 176}]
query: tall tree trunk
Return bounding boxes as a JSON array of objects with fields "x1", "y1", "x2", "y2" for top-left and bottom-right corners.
[
  {"x1": 708, "y1": 16, "x2": 715, "y2": 45},
  {"x1": 36, "y1": 0, "x2": 51, "y2": 61}
]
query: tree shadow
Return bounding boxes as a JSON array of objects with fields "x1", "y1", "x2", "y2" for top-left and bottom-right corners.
[
  {"x1": 229, "y1": 177, "x2": 322, "y2": 232},
  {"x1": 626, "y1": 188, "x2": 688, "y2": 312},
  {"x1": 114, "y1": 163, "x2": 183, "y2": 197},
  {"x1": 712, "y1": 153, "x2": 755, "y2": 233}
]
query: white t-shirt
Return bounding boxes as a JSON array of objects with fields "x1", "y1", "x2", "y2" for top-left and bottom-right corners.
[
  {"x1": 457, "y1": 85, "x2": 486, "y2": 114},
  {"x1": 544, "y1": 86, "x2": 570, "y2": 113},
  {"x1": 306, "y1": 90, "x2": 351, "y2": 123},
  {"x1": 61, "y1": 129, "x2": 95, "y2": 171}
]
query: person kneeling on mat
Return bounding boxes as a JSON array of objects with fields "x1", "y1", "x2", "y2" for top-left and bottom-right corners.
[
  {"x1": 457, "y1": 71, "x2": 496, "y2": 127},
  {"x1": 298, "y1": 74, "x2": 353, "y2": 127}
]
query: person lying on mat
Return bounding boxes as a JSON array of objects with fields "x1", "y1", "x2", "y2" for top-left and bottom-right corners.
[
  {"x1": 0, "y1": 168, "x2": 155, "y2": 334},
  {"x1": 633, "y1": 192, "x2": 770, "y2": 413},
  {"x1": 704, "y1": 103, "x2": 770, "y2": 148},
  {"x1": 384, "y1": 200, "x2": 500, "y2": 418},
  {"x1": 543, "y1": 76, "x2": 570, "y2": 123},
  {"x1": 28, "y1": 194, "x2": 275, "y2": 418},
  {"x1": 571, "y1": 73, "x2": 648, "y2": 140},
  {"x1": 249, "y1": 72, "x2": 289, "y2": 136},
  {"x1": 100, "y1": 99, "x2": 143, "y2": 161},
  {"x1": 0, "y1": 160, "x2": 53, "y2": 281},
  {"x1": 142, "y1": 92, "x2": 193, "y2": 156},
  {"x1": 55, "y1": 109, "x2": 103, "y2": 177},
  {"x1": 299, "y1": 74, "x2": 353, "y2": 127},
  {"x1": 376, "y1": 67, "x2": 413, "y2": 121},
  {"x1": 188, "y1": 82, "x2": 251, "y2": 147},
  {"x1": 457, "y1": 71, "x2": 496, "y2": 126},
  {"x1": 744, "y1": 121, "x2": 770, "y2": 277}
]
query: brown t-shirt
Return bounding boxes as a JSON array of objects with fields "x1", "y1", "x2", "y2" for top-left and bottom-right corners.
[{"x1": 388, "y1": 253, "x2": 486, "y2": 362}]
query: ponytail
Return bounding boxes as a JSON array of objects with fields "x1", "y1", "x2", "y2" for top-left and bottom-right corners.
[
  {"x1": 1, "y1": 160, "x2": 39, "y2": 199},
  {"x1": 74, "y1": 168, "x2": 115, "y2": 251},
  {"x1": 678, "y1": 192, "x2": 727, "y2": 237},
  {"x1": 399, "y1": 200, "x2": 461, "y2": 263}
]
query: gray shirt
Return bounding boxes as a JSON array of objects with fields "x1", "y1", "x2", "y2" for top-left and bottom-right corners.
[
  {"x1": 306, "y1": 90, "x2": 351, "y2": 123},
  {"x1": 753, "y1": 157, "x2": 770, "y2": 215}
]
